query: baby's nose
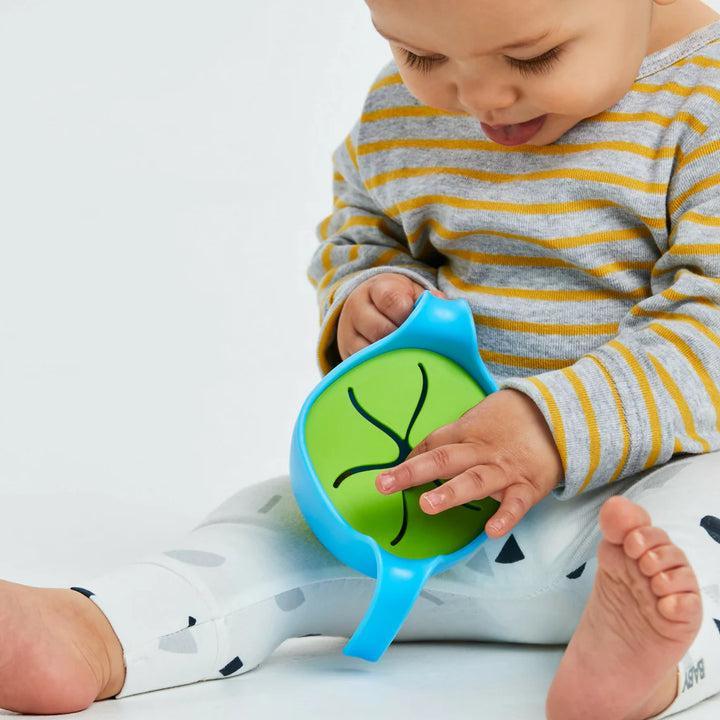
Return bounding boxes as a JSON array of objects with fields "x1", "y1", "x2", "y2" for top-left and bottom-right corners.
[{"x1": 455, "y1": 74, "x2": 518, "y2": 117}]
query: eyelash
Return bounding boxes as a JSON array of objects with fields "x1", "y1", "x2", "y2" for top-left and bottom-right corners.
[
  {"x1": 399, "y1": 48, "x2": 446, "y2": 74},
  {"x1": 398, "y1": 46, "x2": 563, "y2": 76},
  {"x1": 506, "y1": 47, "x2": 563, "y2": 76}
]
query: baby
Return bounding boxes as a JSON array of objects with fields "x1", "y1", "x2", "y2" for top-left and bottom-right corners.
[{"x1": 3, "y1": 0, "x2": 720, "y2": 718}]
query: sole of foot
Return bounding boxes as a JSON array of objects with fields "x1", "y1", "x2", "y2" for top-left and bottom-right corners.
[{"x1": 546, "y1": 495, "x2": 702, "y2": 720}]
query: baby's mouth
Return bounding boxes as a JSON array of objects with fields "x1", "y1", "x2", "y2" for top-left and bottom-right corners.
[{"x1": 480, "y1": 115, "x2": 547, "y2": 146}]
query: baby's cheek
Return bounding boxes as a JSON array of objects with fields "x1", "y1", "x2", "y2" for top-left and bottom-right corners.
[{"x1": 400, "y1": 74, "x2": 463, "y2": 115}]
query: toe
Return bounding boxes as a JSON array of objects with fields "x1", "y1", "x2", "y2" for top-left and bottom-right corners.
[
  {"x1": 651, "y1": 566, "x2": 699, "y2": 597},
  {"x1": 624, "y1": 525, "x2": 671, "y2": 560},
  {"x1": 657, "y1": 591, "x2": 703, "y2": 625},
  {"x1": 598, "y1": 496, "x2": 652, "y2": 545},
  {"x1": 638, "y1": 543, "x2": 688, "y2": 577}
]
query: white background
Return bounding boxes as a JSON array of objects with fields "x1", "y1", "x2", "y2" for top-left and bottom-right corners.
[
  {"x1": 0, "y1": 0, "x2": 388, "y2": 521},
  {"x1": 1, "y1": 4, "x2": 720, "y2": 719}
]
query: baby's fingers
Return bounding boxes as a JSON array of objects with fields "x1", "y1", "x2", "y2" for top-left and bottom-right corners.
[
  {"x1": 417, "y1": 464, "x2": 509, "y2": 515},
  {"x1": 376, "y1": 443, "x2": 478, "y2": 494},
  {"x1": 484, "y1": 484, "x2": 537, "y2": 538}
]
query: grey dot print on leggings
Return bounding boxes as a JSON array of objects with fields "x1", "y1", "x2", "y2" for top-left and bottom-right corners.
[
  {"x1": 495, "y1": 534, "x2": 525, "y2": 564},
  {"x1": 159, "y1": 631, "x2": 198, "y2": 654},
  {"x1": 258, "y1": 495, "x2": 282, "y2": 514},
  {"x1": 466, "y1": 548, "x2": 493, "y2": 576},
  {"x1": 275, "y1": 588, "x2": 306, "y2": 612},
  {"x1": 420, "y1": 590, "x2": 444, "y2": 606},
  {"x1": 164, "y1": 550, "x2": 226, "y2": 567}
]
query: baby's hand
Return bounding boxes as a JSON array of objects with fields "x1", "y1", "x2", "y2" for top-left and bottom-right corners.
[
  {"x1": 375, "y1": 389, "x2": 564, "y2": 538},
  {"x1": 337, "y1": 274, "x2": 434, "y2": 360}
]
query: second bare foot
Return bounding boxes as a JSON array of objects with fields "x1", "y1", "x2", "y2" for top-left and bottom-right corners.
[
  {"x1": 546, "y1": 495, "x2": 702, "y2": 720},
  {"x1": 0, "y1": 581, "x2": 125, "y2": 714}
]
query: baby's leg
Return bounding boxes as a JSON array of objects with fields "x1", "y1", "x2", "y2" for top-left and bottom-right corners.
[
  {"x1": 0, "y1": 477, "x2": 381, "y2": 713},
  {"x1": 547, "y1": 453, "x2": 720, "y2": 720}
]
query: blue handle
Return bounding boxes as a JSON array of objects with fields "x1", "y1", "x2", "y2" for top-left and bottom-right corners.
[{"x1": 342, "y1": 549, "x2": 442, "y2": 662}]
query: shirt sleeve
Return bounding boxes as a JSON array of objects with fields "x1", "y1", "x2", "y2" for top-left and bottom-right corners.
[
  {"x1": 503, "y1": 122, "x2": 720, "y2": 498},
  {"x1": 308, "y1": 120, "x2": 440, "y2": 373}
]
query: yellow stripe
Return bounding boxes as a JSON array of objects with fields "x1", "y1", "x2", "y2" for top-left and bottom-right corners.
[
  {"x1": 361, "y1": 106, "x2": 459, "y2": 123},
  {"x1": 676, "y1": 53, "x2": 720, "y2": 71},
  {"x1": 321, "y1": 245, "x2": 333, "y2": 273},
  {"x1": 333, "y1": 171, "x2": 344, "y2": 182},
  {"x1": 473, "y1": 313, "x2": 618, "y2": 336},
  {"x1": 318, "y1": 213, "x2": 332, "y2": 241},
  {"x1": 441, "y1": 266, "x2": 649, "y2": 301},
  {"x1": 669, "y1": 173, "x2": 720, "y2": 216},
  {"x1": 590, "y1": 111, "x2": 707, "y2": 134},
  {"x1": 634, "y1": 81, "x2": 720, "y2": 106},
  {"x1": 447, "y1": 248, "x2": 653, "y2": 278},
  {"x1": 364, "y1": 165, "x2": 666, "y2": 195},
  {"x1": 667, "y1": 242, "x2": 720, "y2": 257},
  {"x1": 385, "y1": 194, "x2": 666, "y2": 229},
  {"x1": 480, "y1": 349, "x2": 575, "y2": 371},
  {"x1": 562, "y1": 368, "x2": 601, "y2": 492},
  {"x1": 525, "y1": 378, "x2": 568, "y2": 474},
  {"x1": 369, "y1": 73, "x2": 404, "y2": 93},
  {"x1": 646, "y1": 323, "x2": 720, "y2": 431},
  {"x1": 675, "y1": 138, "x2": 720, "y2": 174},
  {"x1": 345, "y1": 134, "x2": 359, "y2": 170},
  {"x1": 629, "y1": 308, "x2": 720, "y2": 350},
  {"x1": 659, "y1": 286, "x2": 720, "y2": 311},
  {"x1": 306, "y1": 269, "x2": 319, "y2": 289},
  {"x1": 406, "y1": 218, "x2": 652, "y2": 249},
  {"x1": 357, "y1": 138, "x2": 678, "y2": 162},
  {"x1": 333, "y1": 214, "x2": 394, "y2": 237},
  {"x1": 647, "y1": 353, "x2": 711, "y2": 453},
  {"x1": 675, "y1": 269, "x2": 720, "y2": 288},
  {"x1": 589, "y1": 357, "x2": 630, "y2": 482},
  {"x1": 607, "y1": 339, "x2": 663, "y2": 468},
  {"x1": 673, "y1": 211, "x2": 720, "y2": 229}
]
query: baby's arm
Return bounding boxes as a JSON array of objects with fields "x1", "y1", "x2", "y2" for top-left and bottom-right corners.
[
  {"x1": 376, "y1": 388, "x2": 564, "y2": 538},
  {"x1": 308, "y1": 118, "x2": 440, "y2": 371}
]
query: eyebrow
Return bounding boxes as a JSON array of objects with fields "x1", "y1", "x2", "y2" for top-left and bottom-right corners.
[{"x1": 373, "y1": 22, "x2": 552, "y2": 55}]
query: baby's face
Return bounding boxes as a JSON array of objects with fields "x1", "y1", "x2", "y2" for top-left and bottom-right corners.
[{"x1": 366, "y1": 0, "x2": 660, "y2": 145}]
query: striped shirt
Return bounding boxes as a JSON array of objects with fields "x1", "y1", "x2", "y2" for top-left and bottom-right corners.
[{"x1": 308, "y1": 21, "x2": 720, "y2": 498}]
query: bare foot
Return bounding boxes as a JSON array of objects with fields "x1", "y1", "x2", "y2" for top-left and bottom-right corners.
[
  {"x1": 0, "y1": 581, "x2": 125, "y2": 714},
  {"x1": 546, "y1": 496, "x2": 702, "y2": 720}
]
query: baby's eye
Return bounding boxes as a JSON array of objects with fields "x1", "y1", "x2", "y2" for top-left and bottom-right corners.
[
  {"x1": 506, "y1": 47, "x2": 563, "y2": 76},
  {"x1": 398, "y1": 48, "x2": 446, "y2": 74}
]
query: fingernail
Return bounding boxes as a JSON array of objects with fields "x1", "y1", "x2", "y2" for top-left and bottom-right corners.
[
  {"x1": 487, "y1": 519, "x2": 504, "y2": 535},
  {"x1": 423, "y1": 491, "x2": 444, "y2": 511},
  {"x1": 377, "y1": 473, "x2": 393, "y2": 493}
]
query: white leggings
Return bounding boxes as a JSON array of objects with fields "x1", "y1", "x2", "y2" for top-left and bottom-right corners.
[{"x1": 79, "y1": 453, "x2": 720, "y2": 717}]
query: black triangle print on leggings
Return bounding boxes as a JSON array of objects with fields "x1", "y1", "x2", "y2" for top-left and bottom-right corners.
[
  {"x1": 700, "y1": 515, "x2": 720, "y2": 544},
  {"x1": 494, "y1": 534, "x2": 525, "y2": 564}
]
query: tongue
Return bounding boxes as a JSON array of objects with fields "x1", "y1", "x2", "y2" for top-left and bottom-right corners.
[{"x1": 481, "y1": 115, "x2": 546, "y2": 146}]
